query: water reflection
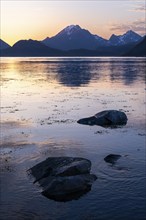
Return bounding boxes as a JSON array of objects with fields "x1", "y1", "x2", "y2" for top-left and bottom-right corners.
[
  {"x1": 109, "y1": 60, "x2": 146, "y2": 85},
  {"x1": 42, "y1": 187, "x2": 91, "y2": 202},
  {"x1": 55, "y1": 62, "x2": 92, "y2": 87},
  {"x1": 1, "y1": 57, "x2": 145, "y2": 220},
  {"x1": 1, "y1": 58, "x2": 145, "y2": 87}
]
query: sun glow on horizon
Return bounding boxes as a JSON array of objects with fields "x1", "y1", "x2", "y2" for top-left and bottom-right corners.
[{"x1": 1, "y1": 0, "x2": 145, "y2": 46}]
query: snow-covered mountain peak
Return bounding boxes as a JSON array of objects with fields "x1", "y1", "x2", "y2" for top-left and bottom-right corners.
[
  {"x1": 125, "y1": 30, "x2": 136, "y2": 35},
  {"x1": 121, "y1": 30, "x2": 141, "y2": 42},
  {"x1": 109, "y1": 30, "x2": 142, "y2": 46},
  {"x1": 41, "y1": 25, "x2": 142, "y2": 50},
  {"x1": 56, "y1": 25, "x2": 82, "y2": 37},
  {"x1": 62, "y1": 25, "x2": 81, "y2": 35}
]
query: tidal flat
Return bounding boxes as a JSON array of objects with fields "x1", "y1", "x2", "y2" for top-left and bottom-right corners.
[{"x1": 0, "y1": 57, "x2": 146, "y2": 220}]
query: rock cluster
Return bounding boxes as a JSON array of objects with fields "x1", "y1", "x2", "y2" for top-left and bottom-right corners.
[
  {"x1": 29, "y1": 110, "x2": 128, "y2": 202},
  {"x1": 29, "y1": 157, "x2": 97, "y2": 202}
]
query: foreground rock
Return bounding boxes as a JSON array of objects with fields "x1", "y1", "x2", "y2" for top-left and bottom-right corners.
[
  {"x1": 77, "y1": 110, "x2": 128, "y2": 127},
  {"x1": 104, "y1": 154, "x2": 121, "y2": 164},
  {"x1": 29, "y1": 157, "x2": 97, "y2": 202},
  {"x1": 42, "y1": 174, "x2": 96, "y2": 201}
]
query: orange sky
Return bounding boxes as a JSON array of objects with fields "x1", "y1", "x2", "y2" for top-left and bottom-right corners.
[{"x1": 1, "y1": 0, "x2": 145, "y2": 46}]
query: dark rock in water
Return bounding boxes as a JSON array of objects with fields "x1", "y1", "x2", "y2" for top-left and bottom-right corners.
[
  {"x1": 42, "y1": 174, "x2": 97, "y2": 202},
  {"x1": 104, "y1": 154, "x2": 121, "y2": 164},
  {"x1": 30, "y1": 157, "x2": 91, "y2": 182},
  {"x1": 29, "y1": 157, "x2": 97, "y2": 202},
  {"x1": 77, "y1": 110, "x2": 128, "y2": 127}
]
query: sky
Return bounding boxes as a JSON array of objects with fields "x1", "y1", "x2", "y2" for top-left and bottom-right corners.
[{"x1": 0, "y1": 0, "x2": 146, "y2": 46}]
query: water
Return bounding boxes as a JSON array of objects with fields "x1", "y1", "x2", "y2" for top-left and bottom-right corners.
[{"x1": 0, "y1": 57, "x2": 146, "y2": 220}]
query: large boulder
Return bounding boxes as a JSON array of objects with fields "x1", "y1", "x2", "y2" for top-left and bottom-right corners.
[
  {"x1": 77, "y1": 110, "x2": 128, "y2": 127},
  {"x1": 29, "y1": 157, "x2": 97, "y2": 201},
  {"x1": 42, "y1": 174, "x2": 97, "y2": 202}
]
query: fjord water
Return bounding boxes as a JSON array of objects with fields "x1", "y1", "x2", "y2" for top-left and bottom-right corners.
[{"x1": 0, "y1": 57, "x2": 145, "y2": 220}]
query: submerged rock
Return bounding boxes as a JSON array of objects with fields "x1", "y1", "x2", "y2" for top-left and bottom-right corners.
[
  {"x1": 104, "y1": 154, "x2": 121, "y2": 164},
  {"x1": 29, "y1": 157, "x2": 97, "y2": 202},
  {"x1": 77, "y1": 110, "x2": 128, "y2": 127},
  {"x1": 42, "y1": 174, "x2": 97, "y2": 202}
]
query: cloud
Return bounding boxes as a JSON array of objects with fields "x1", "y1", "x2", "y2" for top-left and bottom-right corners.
[
  {"x1": 110, "y1": 19, "x2": 146, "y2": 36},
  {"x1": 129, "y1": 1, "x2": 146, "y2": 12},
  {"x1": 130, "y1": 5, "x2": 146, "y2": 12}
]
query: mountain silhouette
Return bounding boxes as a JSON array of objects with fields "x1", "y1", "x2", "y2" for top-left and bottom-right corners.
[
  {"x1": 42, "y1": 25, "x2": 142, "y2": 50},
  {"x1": 108, "y1": 30, "x2": 142, "y2": 46},
  {"x1": 124, "y1": 36, "x2": 146, "y2": 56},
  {"x1": 42, "y1": 25, "x2": 106, "y2": 50},
  {"x1": 0, "y1": 39, "x2": 62, "y2": 56},
  {"x1": 0, "y1": 25, "x2": 145, "y2": 57},
  {"x1": 0, "y1": 39, "x2": 11, "y2": 50}
]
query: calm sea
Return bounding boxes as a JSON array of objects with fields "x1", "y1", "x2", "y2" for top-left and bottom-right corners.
[{"x1": 0, "y1": 57, "x2": 146, "y2": 220}]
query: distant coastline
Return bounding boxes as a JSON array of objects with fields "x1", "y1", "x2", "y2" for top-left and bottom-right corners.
[{"x1": 1, "y1": 40, "x2": 146, "y2": 57}]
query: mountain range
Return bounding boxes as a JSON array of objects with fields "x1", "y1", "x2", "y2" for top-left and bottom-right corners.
[
  {"x1": 0, "y1": 25, "x2": 145, "y2": 56},
  {"x1": 42, "y1": 25, "x2": 142, "y2": 50}
]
